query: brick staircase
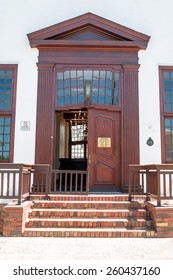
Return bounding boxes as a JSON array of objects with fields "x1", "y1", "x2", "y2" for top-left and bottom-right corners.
[{"x1": 23, "y1": 194, "x2": 156, "y2": 237}]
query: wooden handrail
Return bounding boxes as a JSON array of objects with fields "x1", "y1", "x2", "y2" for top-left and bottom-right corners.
[
  {"x1": 0, "y1": 163, "x2": 33, "y2": 204},
  {"x1": 129, "y1": 164, "x2": 173, "y2": 206}
]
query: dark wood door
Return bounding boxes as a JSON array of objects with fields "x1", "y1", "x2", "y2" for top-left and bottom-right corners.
[{"x1": 88, "y1": 108, "x2": 121, "y2": 192}]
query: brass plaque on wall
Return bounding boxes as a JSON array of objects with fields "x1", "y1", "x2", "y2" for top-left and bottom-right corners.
[{"x1": 97, "y1": 137, "x2": 111, "y2": 148}]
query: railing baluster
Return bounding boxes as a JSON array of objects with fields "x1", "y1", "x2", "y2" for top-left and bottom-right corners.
[
  {"x1": 13, "y1": 172, "x2": 16, "y2": 196},
  {"x1": 75, "y1": 173, "x2": 78, "y2": 192},
  {"x1": 163, "y1": 173, "x2": 166, "y2": 197},
  {"x1": 65, "y1": 172, "x2": 67, "y2": 192},
  {"x1": 133, "y1": 172, "x2": 136, "y2": 193},
  {"x1": 59, "y1": 172, "x2": 62, "y2": 192},
  {"x1": 157, "y1": 170, "x2": 161, "y2": 206},
  {"x1": 128, "y1": 169, "x2": 132, "y2": 201},
  {"x1": 53, "y1": 172, "x2": 56, "y2": 192},
  {"x1": 81, "y1": 174, "x2": 83, "y2": 193},
  {"x1": 170, "y1": 173, "x2": 172, "y2": 198},
  {"x1": 41, "y1": 173, "x2": 44, "y2": 192},
  {"x1": 70, "y1": 172, "x2": 72, "y2": 193},
  {"x1": 1, "y1": 173, "x2": 4, "y2": 196},
  {"x1": 7, "y1": 172, "x2": 10, "y2": 196}
]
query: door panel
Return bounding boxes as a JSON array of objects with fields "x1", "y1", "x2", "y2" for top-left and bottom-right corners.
[{"x1": 88, "y1": 108, "x2": 121, "y2": 192}]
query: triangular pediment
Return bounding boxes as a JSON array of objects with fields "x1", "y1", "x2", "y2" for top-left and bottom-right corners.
[
  {"x1": 28, "y1": 13, "x2": 150, "y2": 49},
  {"x1": 46, "y1": 25, "x2": 129, "y2": 41}
]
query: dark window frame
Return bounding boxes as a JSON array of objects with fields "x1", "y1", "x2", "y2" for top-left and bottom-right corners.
[
  {"x1": 0, "y1": 64, "x2": 17, "y2": 162},
  {"x1": 159, "y1": 66, "x2": 173, "y2": 163}
]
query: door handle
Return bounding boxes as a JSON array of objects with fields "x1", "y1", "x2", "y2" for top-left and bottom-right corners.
[{"x1": 88, "y1": 154, "x2": 92, "y2": 164}]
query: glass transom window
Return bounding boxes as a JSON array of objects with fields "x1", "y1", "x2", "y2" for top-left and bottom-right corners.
[{"x1": 57, "y1": 69, "x2": 120, "y2": 106}]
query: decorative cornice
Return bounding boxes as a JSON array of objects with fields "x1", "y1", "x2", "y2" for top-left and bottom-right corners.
[
  {"x1": 122, "y1": 64, "x2": 140, "y2": 71},
  {"x1": 36, "y1": 63, "x2": 56, "y2": 71}
]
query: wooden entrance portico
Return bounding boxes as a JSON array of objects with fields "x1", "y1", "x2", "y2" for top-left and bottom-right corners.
[{"x1": 28, "y1": 13, "x2": 150, "y2": 192}]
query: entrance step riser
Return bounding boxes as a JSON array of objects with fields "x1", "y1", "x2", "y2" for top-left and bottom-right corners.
[
  {"x1": 23, "y1": 230, "x2": 156, "y2": 238},
  {"x1": 32, "y1": 202, "x2": 132, "y2": 210},
  {"x1": 32, "y1": 201, "x2": 144, "y2": 210},
  {"x1": 29, "y1": 210, "x2": 149, "y2": 219},
  {"x1": 49, "y1": 195, "x2": 129, "y2": 201},
  {"x1": 25, "y1": 220, "x2": 153, "y2": 229}
]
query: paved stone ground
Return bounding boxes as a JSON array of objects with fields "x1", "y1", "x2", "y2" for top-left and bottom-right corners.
[{"x1": 0, "y1": 237, "x2": 173, "y2": 260}]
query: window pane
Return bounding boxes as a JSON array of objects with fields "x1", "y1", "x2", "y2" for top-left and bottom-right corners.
[
  {"x1": 165, "y1": 118, "x2": 170, "y2": 127},
  {"x1": 57, "y1": 72, "x2": 63, "y2": 80},
  {"x1": 71, "y1": 145, "x2": 84, "y2": 158},
  {"x1": 164, "y1": 72, "x2": 169, "y2": 79},
  {"x1": 84, "y1": 70, "x2": 92, "y2": 80},
  {"x1": 165, "y1": 104, "x2": 171, "y2": 111},
  {"x1": 165, "y1": 96, "x2": 171, "y2": 102},
  {"x1": 6, "y1": 70, "x2": 12, "y2": 77},
  {"x1": 70, "y1": 70, "x2": 76, "y2": 79}
]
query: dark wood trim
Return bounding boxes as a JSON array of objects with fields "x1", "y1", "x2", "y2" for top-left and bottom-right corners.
[
  {"x1": 159, "y1": 66, "x2": 165, "y2": 163},
  {"x1": 0, "y1": 64, "x2": 18, "y2": 163},
  {"x1": 38, "y1": 48, "x2": 139, "y2": 66},
  {"x1": 30, "y1": 40, "x2": 147, "y2": 49},
  {"x1": 55, "y1": 64, "x2": 123, "y2": 71}
]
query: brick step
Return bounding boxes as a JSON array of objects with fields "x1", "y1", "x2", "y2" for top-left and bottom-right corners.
[
  {"x1": 48, "y1": 194, "x2": 129, "y2": 201},
  {"x1": 29, "y1": 208, "x2": 149, "y2": 218},
  {"x1": 23, "y1": 227, "x2": 156, "y2": 238},
  {"x1": 32, "y1": 201, "x2": 145, "y2": 210},
  {"x1": 32, "y1": 201, "x2": 135, "y2": 210},
  {"x1": 25, "y1": 217, "x2": 153, "y2": 229}
]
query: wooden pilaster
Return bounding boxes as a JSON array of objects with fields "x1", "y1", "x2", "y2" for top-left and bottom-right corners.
[
  {"x1": 35, "y1": 63, "x2": 55, "y2": 166},
  {"x1": 122, "y1": 65, "x2": 140, "y2": 185}
]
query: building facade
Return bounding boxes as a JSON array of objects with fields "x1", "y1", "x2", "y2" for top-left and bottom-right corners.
[{"x1": 0, "y1": 0, "x2": 173, "y2": 192}]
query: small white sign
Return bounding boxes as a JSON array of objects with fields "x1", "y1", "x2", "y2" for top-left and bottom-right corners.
[{"x1": 20, "y1": 121, "x2": 31, "y2": 131}]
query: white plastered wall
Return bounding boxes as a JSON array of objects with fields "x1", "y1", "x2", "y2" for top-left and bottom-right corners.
[{"x1": 0, "y1": 0, "x2": 172, "y2": 164}]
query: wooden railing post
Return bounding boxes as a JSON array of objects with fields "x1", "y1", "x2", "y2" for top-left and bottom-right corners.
[
  {"x1": 128, "y1": 164, "x2": 144, "y2": 200},
  {"x1": 45, "y1": 165, "x2": 51, "y2": 199},
  {"x1": 128, "y1": 169, "x2": 132, "y2": 201},
  {"x1": 18, "y1": 164, "x2": 23, "y2": 205},
  {"x1": 86, "y1": 167, "x2": 90, "y2": 194},
  {"x1": 146, "y1": 169, "x2": 150, "y2": 201},
  {"x1": 157, "y1": 169, "x2": 161, "y2": 207}
]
